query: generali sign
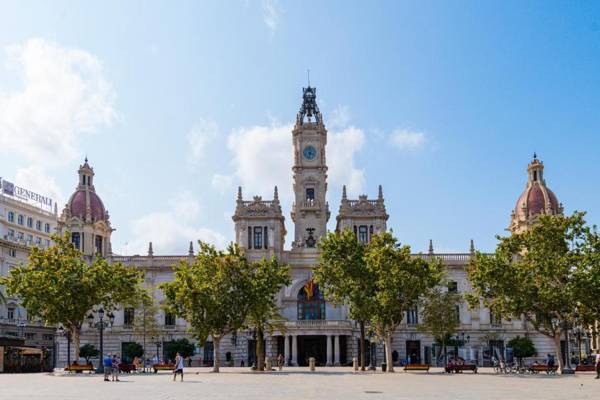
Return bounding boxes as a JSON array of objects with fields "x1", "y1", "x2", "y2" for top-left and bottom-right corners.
[{"x1": 0, "y1": 178, "x2": 53, "y2": 210}]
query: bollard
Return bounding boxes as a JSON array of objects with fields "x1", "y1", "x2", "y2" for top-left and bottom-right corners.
[
  {"x1": 309, "y1": 357, "x2": 316, "y2": 371},
  {"x1": 353, "y1": 357, "x2": 358, "y2": 371},
  {"x1": 265, "y1": 357, "x2": 272, "y2": 371}
]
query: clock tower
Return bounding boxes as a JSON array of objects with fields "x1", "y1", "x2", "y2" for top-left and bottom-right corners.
[{"x1": 291, "y1": 86, "x2": 330, "y2": 249}]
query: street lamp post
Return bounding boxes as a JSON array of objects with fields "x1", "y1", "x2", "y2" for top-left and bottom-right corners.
[
  {"x1": 562, "y1": 321, "x2": 574, "y2": 374},
  {"x1": 154, "y1": 337, "x2": 162, "y2": 361},
  {"x1": 57, "y1": 326, "x2": 72, "y2": 369},
  {"x1": 87, "y1": 308, "x2": 115, "y2": 373}
]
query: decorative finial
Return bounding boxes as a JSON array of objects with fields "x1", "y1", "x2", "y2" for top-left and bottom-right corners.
[
  {"x1": 428, "y1": 239, "x2": 434, "y2": 255},
  {"x1": 274, "y1": 186, "x2": 279, "y2": 201},
  {"x1": 378, "y1": 185, "x2": 383, "y2": 200},
  {"x1": 533, "y1": 152, "x2": 537, "y2": 160},
  {"x1": 188, "y1": 241, "x2": 194, "y2": 256},
  {"x1": 237, "y1": 186, "x2": 242, "y2": 201},
  {"x1": 85, "y1": 155, "x2": 88, "y2": 164},
  {"x1": 470, "y1": 239, "x2": 475, "y2": 254},
  {"x1": 148, "y1": 242, "x2": 153, "y2": 256},
  {"x1": 342, "y1": 185, "x2": 347, "y2": 200}
]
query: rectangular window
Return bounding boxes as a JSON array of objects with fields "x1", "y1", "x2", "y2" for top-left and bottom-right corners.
[
  {"x1": 9, "y1": 249, "x2": 16, "y2": 257},
  {"x1": 71, "y1": 232, "x2": 81, "y2": 249},
  {"x1": 165, "y1": 312, "x2": 176, "y2": 327},
  {"x1": 124, "y1": 307, "x2": 135, "y2": 327},
  {"x1": 264, "y1": 226, "x2": 268, "y2": 249},
  {"x1": 8, "y1": 229, "x2": 14, "y2": 238},
  {"x1": 248, "y1": 227, "x2": 252, "y2": 249},
  {"x1": 27, "y1": 234, "x2": 33, "y2": 244},
  {"x1": 490, "y1": 311, "x2": 502, "y2": 327},
  {"x1": 454, "y1": 305, "x2": 460, "y2": 323},
  {"x1": 35, "y1": 237, "x2": 41, "y2": 246},
  {"x1": 27, "y1": 217, "x2": 33, "y2": 228},
  {"x1": 406, "y1": 308, "x2": 418, "y2": 325},
  {"x1": 8, "y1": 211, "x2": 14, "y2": 223},
  {"x1": 44, "y1": 223, "x2": 50, "y2": 233},
  {"x1": 7, "y1": 307, "x2": 15, "y2": 320},
  {"x1": 17, "y1": 231, "x2": 24, "y2": 240},
  {"x1": 36, "y1": 220, "x2": 42, "y2": 231},
  {"x1": 95, "y1": 236, "x2": 103, "y2": 255},
  {"x1": 17, "y1": 215, "x2": 24, "y2": 225},
  {"x1": 306, "y1": 188, "x2": 315, "y2": 201},
  {"x1": 253, "y1": 227, "x2": 263, "y2": 249},
  {"x1": 448, "y1": 281, "x2": 458, "y2": 293},
  {"x1": 25, "y1": 332, "x2": 36, "y2": 340},
  {"x1": 43, "y1": 334, "x2": 54, "y2": 341},
  {"x1": 358, "y1": 225, "x2": 369, "y2": 244}
]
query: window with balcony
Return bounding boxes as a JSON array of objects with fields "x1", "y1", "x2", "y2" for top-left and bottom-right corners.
[
  {"x1": 36, "y1": 220, "x2": 42, "y2": 231},
  {"x1": 165, "y1": 312, "x2": 176, "y2": 327},
  {"x1": 7, "y1": 307, "x2": 15, "y2": 320},
  {"x1": 358, "y1": 225, "x2": 369, "y2": 244},
  {"x1": 406, "y1": 308, "x2": 418, "y2": 325},
  {"x1": 124, "y1": 307, "x2": 135, "y2": 327},
  {"x1": 490, "y1": 311, "x2": 502, "y2": 327},
  {"x1": 253, "y1": 227, "x2": 263, "y2": 249},
  {"x1": 27, "y1": 217, "x2": 33, "y2": 228},
  {"x1": 25, "y1": 332, "x2": 36, "y2": 340},
  {"x1": 17, "y1": 215, "x2": 24, "y2": 225},
  {"x1": 44, "y1": 223, "x2": 50, "y2": 233},
  {"x1": 27, "y1": 234, "x2": 33, "y2": 244},
  {"x1": 306, "y1": 188, "x2": 315, "y2": 201},
  {"x1": 45, "y1": 239, "x2": 50, "y2": 247},
  {"x1": 71, "y1": 232, "x2": 81, "y2": 249},
  {"x1": 17, "y1": 231, "x2": 24, "y2": 240},
  {"x1": 297, "y1": 282, "x2": 325, "y2": 320},
  {"x1": 7, "y1": 211, "x2": 14, "y2": 223},
  {"x1": 35, "y1": 237, "x2": 41, "y2": 246}
]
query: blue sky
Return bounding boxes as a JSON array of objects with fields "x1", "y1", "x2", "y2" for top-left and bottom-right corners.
[{"x1": 1, "y1": 1, "x2": 599, "y2": 255}]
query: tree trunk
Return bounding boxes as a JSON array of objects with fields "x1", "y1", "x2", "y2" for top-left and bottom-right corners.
[
  {"x1": 384, "y1": 334, "x2": 394, "y2": 372},
  {"x1": 72, "y1": 327, "x2": 81, "y2": 362},
  {"x1": 443, "y1": 340, "x2": 447, "y2": 367},
  {"x1": 359, "y1": 321, "x2": 366, "y2": 371},
  {"x1": 256, "y1": 326, "x2": 265, "y2": 371},
  {"x1": 213, "y1": 337, "x2": 221, "y2": 373},
  {"x1": 553, "y1": 332, "x2": 564, "y2": 373}
]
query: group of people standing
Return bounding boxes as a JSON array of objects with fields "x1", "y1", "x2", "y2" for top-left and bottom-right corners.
[{"x1": 102, "y1": 354, "x2": 121, "y2": 382}]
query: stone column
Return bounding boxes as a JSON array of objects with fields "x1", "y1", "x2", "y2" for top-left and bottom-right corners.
[
  {"x1": 284, "y1": 335, "x2": 290, "y2": 366},
  {"x1": 334, "y1": 335, "x2": 340, "y2": 366},
  {"x1": 326, "y1": 334, "x2": 332, "y2": 366},
  {"x1": 291, "y1": 335, "x2": 298, "y2": 366}
]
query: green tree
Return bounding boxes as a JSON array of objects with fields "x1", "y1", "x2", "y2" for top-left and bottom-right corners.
[
  {"x1": 418, "y1": 287, "x2": 461, "y2": 365},
  {"x1": 132, "y1": 289, "x2": 162, "y2": 360},
  {"x1": 161, "y1": 242, "x2": 252, "y2": 372},
  {"x1": 122, "y1": 342, "x2": 144, "y2": 362},
  {"x1": 365, "y1": 232, "x2": 443, "y2": 372},
  {"x1": 315, "y1": 229, "x2": 376, "y2": 371},
  {"x1": 0, "y1": 233, "x2": 144, "y2": 362},
  {"x1": 163, "y1": 338, "x2": 195, "y2": 361},
  {"x1": 507, "y1": 336, "x2": 536, "y2": 366},
  {"x1": 245, "y1": 257, "x2": 291, "y2": 371},
  {"x1": 467, "y1": 212, "x2": 600, "y2": 373},
  {"x1": 79, "y1": 343, "x2": 99, "y2": 364}
]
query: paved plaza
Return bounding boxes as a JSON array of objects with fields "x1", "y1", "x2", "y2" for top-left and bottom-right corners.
[{"x1": 1, "y1": 367, "x2": 598, "y2": 400}]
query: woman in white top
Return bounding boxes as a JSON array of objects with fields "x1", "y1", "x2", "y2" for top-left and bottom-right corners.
[{"x1": 173, "y1": 352, "x2": 184, "y2": 382}]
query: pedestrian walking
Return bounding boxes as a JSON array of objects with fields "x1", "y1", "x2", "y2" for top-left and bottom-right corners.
[
  {"x1": 277, "y1": 353, "x2": 284, "y2": 371},
  {"x1": 111, "y1": 355, "x2": 120, "y2": 382},
  {"x1": 102, "y1": 354, "x2": 112, "y2": 382},
  {"x1": 173, "y1": 352, "x2": 184, "y2": 382},
  {"x1": 595, "y1": 351, "x2": 600, "y2": 379}
]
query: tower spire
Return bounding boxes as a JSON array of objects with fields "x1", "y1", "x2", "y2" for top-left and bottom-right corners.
[
  {"x1": 470, "y1": 239, "x2": 475, "y2": 254},
  {"x1": 378, "y1": 185, "x2": 383, "y2": 200},
  {"x1": 237, "y1": 186, "x2": 243, "y2": 201},
  {"x1": 274, "y1": 186, "x2": 279, "y2": 201},
  {"x1": 189, "y1": 241, "x2": 194, "y2": 256},
  {"x1": 342, "y1": 185, "x2": 347, "y2": 200},
  {"x1": 148, "y1": 241, "x2": 153, "y2": 256},
  {"x1": 428, "y1": 239, "x2": 434, "y2": 255}
]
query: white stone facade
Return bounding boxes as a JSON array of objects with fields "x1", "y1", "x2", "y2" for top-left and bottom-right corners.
[{"x1": 54, "y1": 86, "x2": 592, "y2": 369}]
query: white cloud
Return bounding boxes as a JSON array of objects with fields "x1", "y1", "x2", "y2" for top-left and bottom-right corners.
[
  {"x1": 211, "y1": 174, "x2": 234, "y2": 194},
  {"x1": 0, "y1": 38, "x2": 115, "y2": 166},
  {"x1": 329, "y1": 105, "x2": 351, "y2": 130},
  {"x1": 328, "y1": 126, "x2": 365, "y2": 196},
  {"x1": 187, "y1": 119, "x2": 218, "y2": 162},
  {"x1": 225, "y1": 122, "x2": 365, "y2": 201},
  {"x1": 262, "y1": 0, "x2": 282, "y2": 34},
  {"x1": 389, "y1": 129, "x2": 426, "y2": 151},
  {"x1": 128, "y1": 193, "x2": 227, "y2": 255},
  {"x1": 14, "y1": 165, "x2": 64, "y2": 207}
]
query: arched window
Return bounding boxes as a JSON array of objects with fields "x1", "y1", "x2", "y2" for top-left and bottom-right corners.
[
  {"x1": 297, "y1": 281, "x2": 325, "y2": 320},
  {"x1": 17, "y1": 214, "x2": 24, "y2": 225},
  {"x1": 8, "y1": 211, "x2": 14, "y2": 223}
]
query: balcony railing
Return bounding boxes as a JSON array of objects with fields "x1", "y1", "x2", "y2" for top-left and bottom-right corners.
[{"x1": 284, "y1": 320, "x2": 353, "y2": 328}]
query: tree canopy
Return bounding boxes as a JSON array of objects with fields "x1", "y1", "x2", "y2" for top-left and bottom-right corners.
[
  {"x1": 161, "y1": 242, "x2": 253, "y2": 372},
  {"x1": 0, "y1": 233, "x2": 144, "y2": 362},
  {"x1": 418, "y1": 287, "x2": 461, "y2": 364},
  {"x1": 365, "y1": 232, "x2": 443, "y2": 372},
  {"x1": 507, "y1": 336, "x2": 536, "y2": 365},
  {"x1": 467, "y1": 212, "x2": 600, "y2": 372},
  {"x1": 315, "y1": 229, "x2": 376, "y2": 370}
]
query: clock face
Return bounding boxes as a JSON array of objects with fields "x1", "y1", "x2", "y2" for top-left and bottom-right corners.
[{"x1": 303, "y1": 145, "x2": 317, "y2": 160}]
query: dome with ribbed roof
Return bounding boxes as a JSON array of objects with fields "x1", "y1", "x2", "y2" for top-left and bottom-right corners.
[
  {"x1": 64, "y1": 158, "x2": 108, "y2": 223},
  {"x1": 509, "y1": 155, "x2": 563, "y2": 233}
]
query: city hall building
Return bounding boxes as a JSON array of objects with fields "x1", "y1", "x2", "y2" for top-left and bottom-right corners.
[{"x1": 43, "y1": 86, "x2": 595, "y2": 368}]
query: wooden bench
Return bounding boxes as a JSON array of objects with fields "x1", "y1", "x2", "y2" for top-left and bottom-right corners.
[
  {"x1": 66, "y1": 364, "x2": 94, "y2": 373},
  {"x1": 528, "y1": 364, "x2": 557, "y2": 374},
  {"x1": 575, "y1": 365, "x2": 596, "y2": 372},
  {"x1": 153, "y1": 364, "x2": 175, "y2": 373},
  {"x1": 404, "y1": 364, "x2": 430, "y2": 372},
  {"x1": 118, "y1": 363, "x2": 137, "y2": 373},
  {"x1": 446, "y1": 364, "x2": 478, "y2": 373}
]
